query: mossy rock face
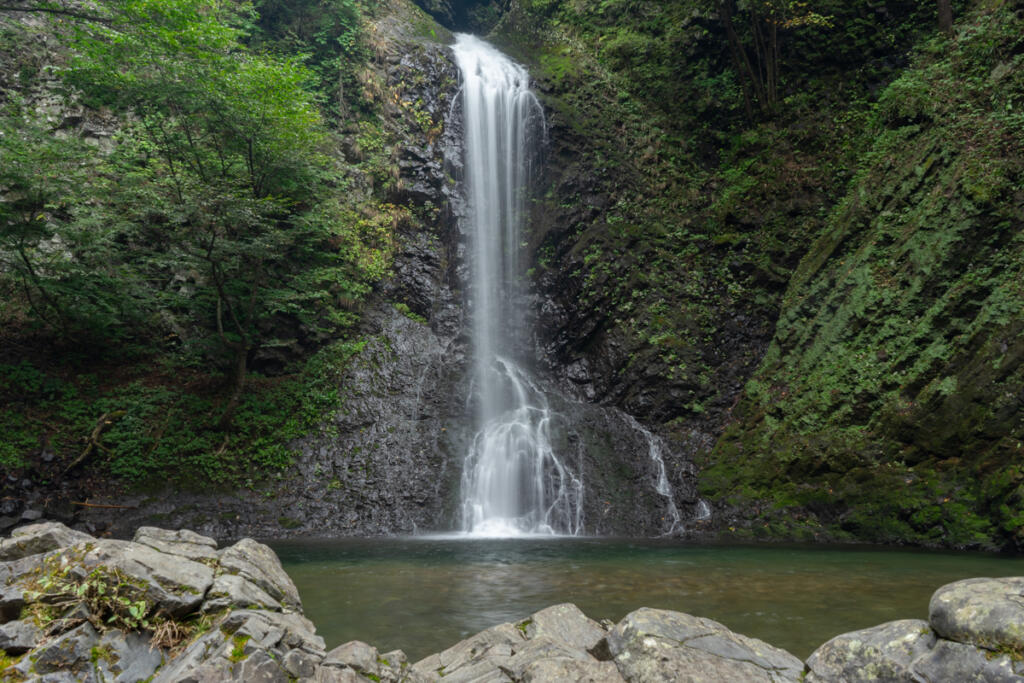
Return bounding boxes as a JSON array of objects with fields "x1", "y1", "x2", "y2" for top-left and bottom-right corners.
[{"x1": 701, "y1": 6, "x2": 1024, "y2": 551}]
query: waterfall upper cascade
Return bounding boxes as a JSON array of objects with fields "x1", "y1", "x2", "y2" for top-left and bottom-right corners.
[{"x1": 451, "y1": 35, "x2": 583, "y2": 537}]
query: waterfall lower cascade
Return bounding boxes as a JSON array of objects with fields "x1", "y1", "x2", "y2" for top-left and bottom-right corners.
[{"x1": 452, "y1": 35, "x2": 582, "y2": 537}]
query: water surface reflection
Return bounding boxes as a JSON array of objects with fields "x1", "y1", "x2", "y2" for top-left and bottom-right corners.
[{"x1": 271, "y1": 538, "x2": 1023, "y2": 661}]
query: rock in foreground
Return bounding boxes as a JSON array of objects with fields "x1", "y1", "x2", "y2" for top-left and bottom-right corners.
[
  {"x1": 806, "y1": 577, "x2": 1024, "y2": 682},
  {"x1": 0, "y1": 522, "x2": 413, "y2": 682},
  {"x1": 3, "y1": 522, "x2": 1023, "y2": 682}
]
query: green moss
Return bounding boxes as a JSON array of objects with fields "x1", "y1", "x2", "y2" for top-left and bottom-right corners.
[
  {"x1": 229, "y1": 634, "x2": 251, "y2": 663},
  {"x1": 277, "y1": 517, "x2": 303, "y2": 530},
  {"x1": 697, "y1": 4, "x2": 1024, "y2": 550}
]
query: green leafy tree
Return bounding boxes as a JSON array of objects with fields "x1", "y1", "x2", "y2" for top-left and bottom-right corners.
[
  {"x1": 0, "y1": 100, "x2": 139, "y2": 342},
  {"x1": 715, "y1": 0, "x2": 832, "y2": 117},
  {"x1": 62, "y1": 0, "x2": 391, "y2": 427}
]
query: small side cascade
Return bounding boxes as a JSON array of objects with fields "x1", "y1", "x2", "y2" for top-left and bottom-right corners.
[{"x1": 625, "y1": 415, "x2": 682, "y2": 535}]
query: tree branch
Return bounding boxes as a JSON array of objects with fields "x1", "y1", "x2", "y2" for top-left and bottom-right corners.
[{"x1": 0, "y1": 2, "x2": 110, "y2": 24}]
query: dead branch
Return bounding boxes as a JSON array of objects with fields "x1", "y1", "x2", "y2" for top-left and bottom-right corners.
[
  {"x1": 63, "y1": 410, "x2": 125, "y2": 473},
  {"x1": 71, "y1": 501, "x2": 136, "y2": 509}
]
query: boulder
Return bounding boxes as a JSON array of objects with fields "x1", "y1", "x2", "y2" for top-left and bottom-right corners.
[
  {"x1": 501, "y1": 636, "x2": 597, "y2": 680},
  {"x1": 517, "y1": 603, "x2": 606, "y2": 653},
  {"x1": 521, "y1": 658, "x2": 623, "y2": 682},
  {"x1": 80, "y1": 539, "x2": 214, "y2": 617},
  {"x1": 0, "y1": 618, "x2": 42, "y2": 654},
  {"x1": 413, "y1": 622, "x2": 523, "y2": 681},
  {"x1": 202, "y1": 573, "x2": 283, "y2": 613},
  {"x1": 804, "y1": 619, "x2": 936, "y2": 682},
  {"x1": 31, "y1": 621, "x2": 99, "y2": 677},
  {"x1": 323, "y1": 640, "x2": 381, "y2": 678},
  {"x1": 92, "y1": 629, "x2": 164, "y2": 683},
  {"x1": 134, "y1": 526, "x2": 220, "y2": 563},
  {"x1": 219, "y1": 608, "x2": 324, "y2": 653},
  {"x1": 929, "y1": 577, "x2": 1024, "y2": 653},
  {"x1": 911, "y1": 638, "x2": 1022, "y2": 682},
  {"x1": 0, "y1": 583, "x2": 26, "y2": 623},
  {"x1": 282, "y1": 648, "x2": 321, "y2": 678},
  {"x1": 218, "y1": 538, "x2": 301, "y2": 609},
  {"x1": 0, "y1": 522, "x2": 91, "y2": 561},
  {"x1": 605, "y1": 608, "x2": 803, "y2": 682}
]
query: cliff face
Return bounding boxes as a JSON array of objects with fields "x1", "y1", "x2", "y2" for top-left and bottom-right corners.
[
  {"x1": 702, "y1": 5, "x2": 1024, "y2": 550},
  {"x1": 68, "y1": 0, "x2": 700, "y2": 539},
  {"x1": 484, "y1": 0, "x2": 1024, "y2": 549},
  {"x1": 4, "y1": 0, "x2": 1021, "y2": 547}
]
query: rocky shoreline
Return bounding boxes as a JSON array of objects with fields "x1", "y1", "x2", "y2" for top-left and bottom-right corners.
[{"x1": 1, "y1": 523, "x2": 1022, "y2": 682}]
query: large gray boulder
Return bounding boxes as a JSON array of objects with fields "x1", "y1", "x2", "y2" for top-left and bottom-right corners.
[
  {"x1": 929, "y1": 577, "x2": 1024, "y2": 653},
  {"x1": 911, "y1": 638, "x2": 1023, "y2": 681},
  {"x1": 79, "y1": 538, "x2": 215, "y2": 617},
  {"x1": 31, "y1": 621, "x2": 100, "y2": 677},
  {"x1": 520, "y1": 603, "x2": 606, "y2": 653},
  {"x1": 92, "y1": 629, "x2": 164, "y2": 683},
  {"x1": 414, "y1": 622, "x2": 523, "y2": 681},
  {"x1": 604, "y1": 608, "x2": 803, "y2": 683},
  {"x1": 153, "y1": 609, "x2": 324, "y2": 682},
  {"x1": 410, "y1": 603, "x2": 619, "y2": 683},
  {"x1": 204, "y1": 572, "x2": 283, "y2": 613},
  {"x1": 218, "y1": 538, "x2": 302, "y2": 610},
  {"x1": 804, "y1": 619, "x2": 936, "y2": 682},
  {"x1": 804, "y1": 577, "x2": 1024, "y2": 682},
  {"x1": 134, "y1": 526, "x2": 220, "y2": 563},
  {"x1": 0, "y1": 618, "x2": 42, "y2": 654},
  {"x1": 0, "y1": 522, "x2": 91, "y2": 561}
]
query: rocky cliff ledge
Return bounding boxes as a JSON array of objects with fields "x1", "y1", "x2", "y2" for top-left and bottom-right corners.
[{"x1": 1, "y1": 523, "x2": 1021, "y2": 681}]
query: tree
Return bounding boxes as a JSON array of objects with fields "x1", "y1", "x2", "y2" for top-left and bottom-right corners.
[
  {"x1": 937, "y1": 0, "x2": 953, "y2": 35},
  {"x1": 0, "y1": 100, "x2": 137, "y2": 342},
  {"x1": 715, "y1": 0, "x2": 831, "y2": 118},
  {"x1": 62, "y1": 0, "x2": 392, "y2": 428}
]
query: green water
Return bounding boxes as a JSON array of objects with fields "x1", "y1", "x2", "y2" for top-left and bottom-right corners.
[{"x1": 271, "y1": 537, "x2": 1023, "y2": 662}]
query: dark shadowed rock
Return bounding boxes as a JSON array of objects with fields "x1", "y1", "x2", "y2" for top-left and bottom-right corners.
[
  {"x1": 804, "y1": 619, "x2": 936, "y2": 682},
  {"x1": 0, "y1": 582, "x2": 26, "y2": 623},
  {"x1": 0, "y1": 618, "x2": 42, "y2": 654}
]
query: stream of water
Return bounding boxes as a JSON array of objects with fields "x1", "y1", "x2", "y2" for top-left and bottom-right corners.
[
  {"x1": 273, "y1": 538, "x2": 1023, "y2": 662},
  {"x1": 452, "y1": 35, "x2": 582, "y2": 536}
]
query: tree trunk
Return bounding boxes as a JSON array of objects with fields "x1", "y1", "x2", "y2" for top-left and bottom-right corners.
[
  {"x1": 217, "y1": 345, "x2": 248, "y2": 431},
  {"x1": 718, "y1": 0, "x2": 761, "y2": 120},
  {"x1": 937, "y1": 0, "x2": 953, "y2": 35}
]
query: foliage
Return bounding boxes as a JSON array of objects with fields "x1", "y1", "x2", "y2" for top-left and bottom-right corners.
[
  {"x1": 701, "y1": 3, "x2": 1024, "y2": 549},
  {"x1": 0, "y1": 99, "x2": 141, "y2": 343},
  {"x1": 24, "y1": 559, "x2": 155, "y2": 632},
  {"x1": 249, "y1": 0, "x2": 371, "y2": 119},
  {"x1": 0, "y1": 339, "x2": 365, "y2": 487},
  {"x1": 0, "y1": 0, "x2": 401, "y2": 483}
]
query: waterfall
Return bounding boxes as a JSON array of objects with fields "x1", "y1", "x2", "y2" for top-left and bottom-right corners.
[
  {"x1": 625, "y1": 415, "x2": 682, "y2": 535},
  {"x1": 452, "y1": 34, "x2": 582, "y2": 536}
]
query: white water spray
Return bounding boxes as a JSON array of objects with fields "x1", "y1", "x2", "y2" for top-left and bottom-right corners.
[
  {"x1": 452, "y1": 35, "x2": 582, "y2": 536},
  {"x1": 625, "y1": 415, "x2": 682, "y2": 535}
]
